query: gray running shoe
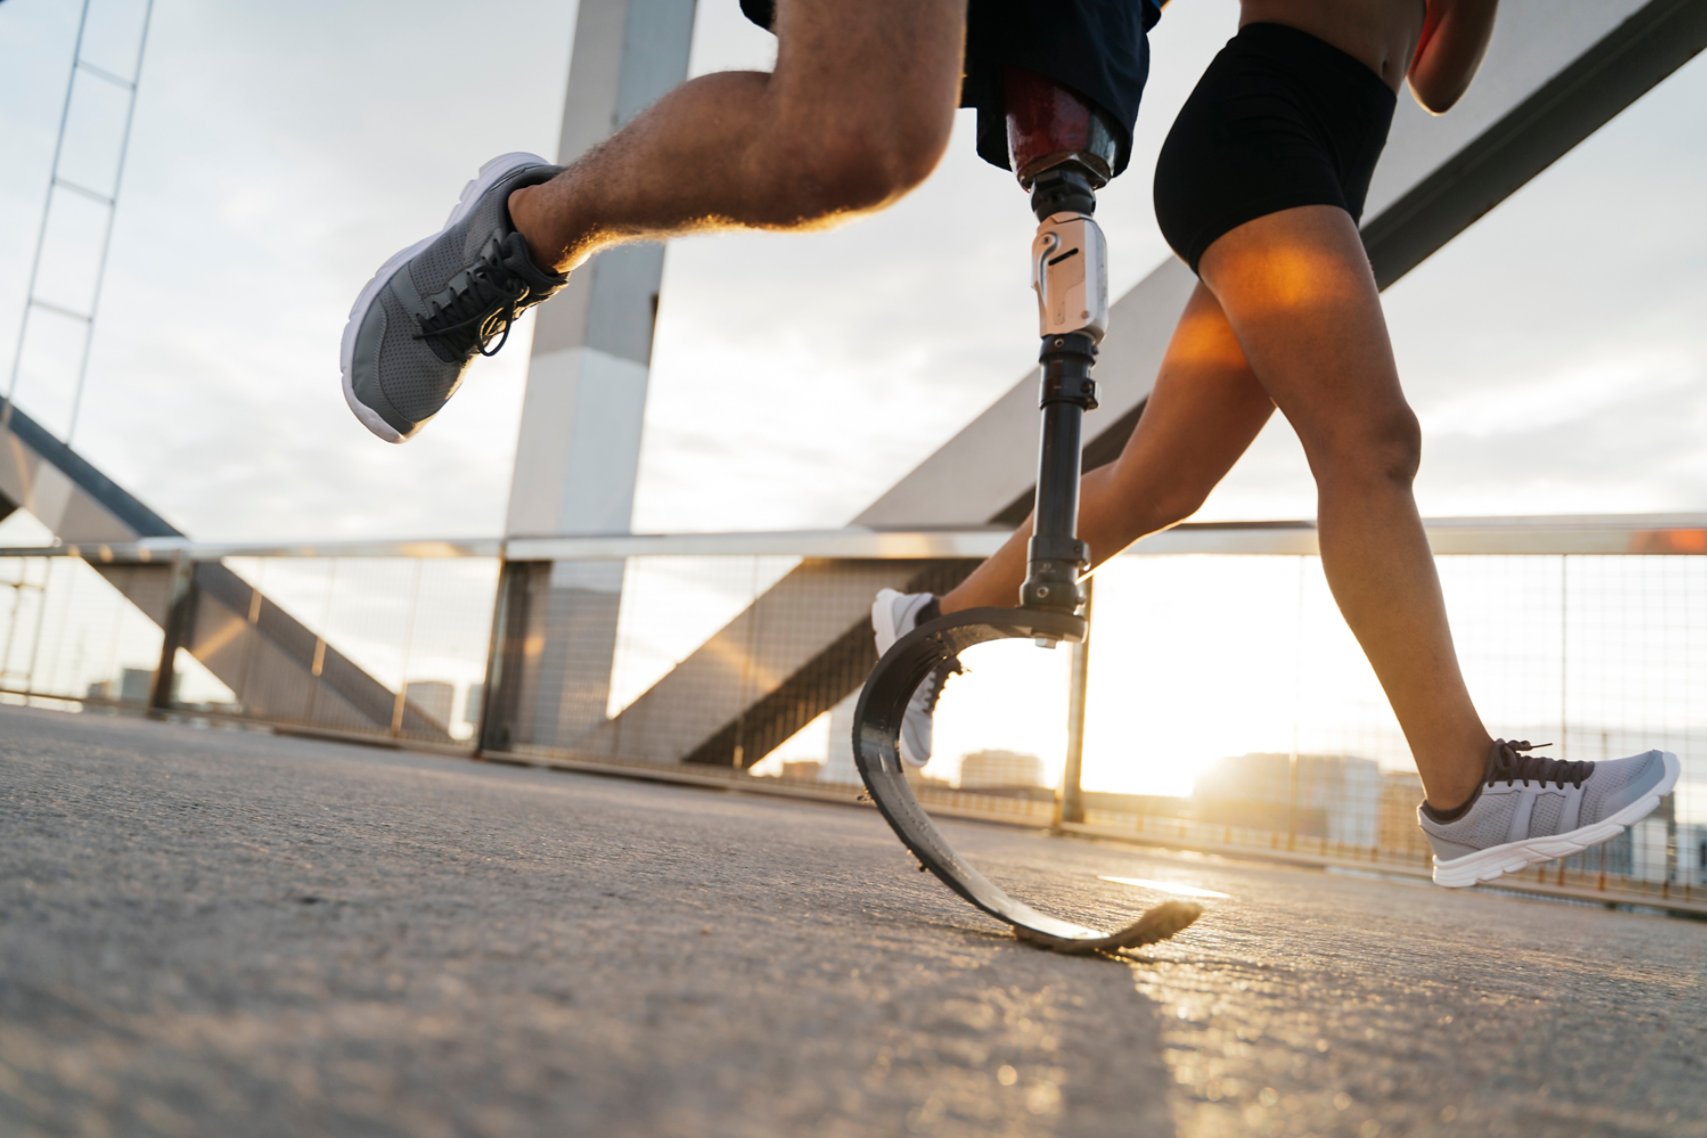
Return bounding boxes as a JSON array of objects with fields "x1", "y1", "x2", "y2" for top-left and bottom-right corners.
[
  {"x1": 1419, "y1": 740, "x2": 1680, "y2": 888},
  {"x1": 341, "y1": 152, "x2": 568, "y2": 442},
  {"x1": 870, "y1": 589, "x2": 960, "y2": 769}
]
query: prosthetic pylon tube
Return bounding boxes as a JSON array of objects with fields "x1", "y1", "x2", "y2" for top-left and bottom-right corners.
[{"x1": 848, "y1": 74, "x2": 1201, "y2": 954}]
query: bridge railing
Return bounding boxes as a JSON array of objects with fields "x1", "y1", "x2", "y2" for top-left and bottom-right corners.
[{"x1": 1, "y1": 514, "x2": 1702, "y2": 911}]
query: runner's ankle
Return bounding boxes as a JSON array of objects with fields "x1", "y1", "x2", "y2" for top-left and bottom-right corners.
[
  {"x1": 1420, "y1": 783, "x2": 1480, "y2": 824},
  {"x1": 506, "y1": 185, "x2": 561, "y2": 272}
]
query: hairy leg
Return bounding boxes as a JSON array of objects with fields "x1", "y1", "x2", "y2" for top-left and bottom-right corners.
[
  {"x1": 508, "y1": 0, "x2": 966, "y2": 271},
  {"x1": 1198, "y1": 204, "x2": 1490, "y2": 809},
  {"x1": 943, "y1": 283, "x2": 1276, "y2": 611}
]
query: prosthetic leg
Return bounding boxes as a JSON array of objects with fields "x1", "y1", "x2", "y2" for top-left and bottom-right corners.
[{"x1": 851, "y1": 72, "x2": 1202, "y2": 953}]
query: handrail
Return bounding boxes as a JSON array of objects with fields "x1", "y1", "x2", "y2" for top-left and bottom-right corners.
[{"x1": 0, "y1": 514, "x2": 1705, "y2": 563}]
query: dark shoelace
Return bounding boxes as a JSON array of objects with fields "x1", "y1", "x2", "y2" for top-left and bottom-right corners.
[
  {"x1": 412, "y1": 241, "x2": 537, "y2": 359},
  {"x1": 1486, "y1": 739, "x2": 1593, "y2": 790}
]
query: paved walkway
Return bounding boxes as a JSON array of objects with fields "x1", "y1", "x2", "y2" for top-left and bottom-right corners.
[{"x1": 2, "y1": 704, "x2": 1704, "y2": 1138}]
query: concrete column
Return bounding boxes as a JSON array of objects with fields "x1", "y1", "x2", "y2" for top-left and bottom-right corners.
[{"x1": 502, "y1": 0, "x2": 697, "y2": 748}]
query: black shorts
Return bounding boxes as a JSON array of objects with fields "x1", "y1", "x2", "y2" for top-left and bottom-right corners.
[
  {"x1": 738, "y1": 0, "x2": 1161, "y2": 178},
  {"x1": 1152, "y1": 22, "x2": 1397, "y2": 274}
]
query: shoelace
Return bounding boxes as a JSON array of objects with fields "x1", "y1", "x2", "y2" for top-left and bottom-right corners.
[
  {"x1": 1486, "y1": 739, "x2": 1592, "y2": 790},
  {"x1": 412, "y1": 240, "x2": 536, "y2": 359},
  {"x1": 914, "y1": 658, "x2": 964, "y2": 712}
]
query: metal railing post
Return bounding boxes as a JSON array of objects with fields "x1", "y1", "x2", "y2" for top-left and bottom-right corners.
[
  {"x1": 477, "y1": 557, "x2": 539, "y2": 755},
  {"x1": 147, "y1": 555, "x2": 195, "y2": 718},
  {"x1": 389, "y1": 559, "x2": 424, "y2": 739}
]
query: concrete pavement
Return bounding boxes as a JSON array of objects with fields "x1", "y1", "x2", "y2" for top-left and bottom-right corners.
[{"x1": 2, "y1": 704, "x2": 1704, "y2": 1138}]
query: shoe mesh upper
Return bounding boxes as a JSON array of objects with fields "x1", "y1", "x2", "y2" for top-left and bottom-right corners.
[
  {"x1": 1427, "y1": 751, "x2": 1664, "y2": 851},
  {"x1": 411, "y1": 221, "x2": 488, "y2": 299},
  {"x1": 1428, "y1": 790, "x2": 1520, "y2": 848},
  {"x1": 410, "y1": 164, "x2": 534, "y2": 295},
  {"x1": 1578, "y1": 751, "x2": 1656, "y2": 824},
  {"x1": 1528, "y1": 793, "x2": 1564, "y2": 837},
  {"x1": 376, "y1": 288, "x2": 465, "y2": 421}
]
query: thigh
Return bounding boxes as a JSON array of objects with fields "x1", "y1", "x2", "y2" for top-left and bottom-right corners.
[
  {"x1": 770, "y1": 0, "x2": 966, "y2": 136},
  {"x1": 1197, "y1": 204, "x2": 1411, "y2": 453},
  {"x1": 1099, "y1": 282, "x2": 1274, "y2": 507}
]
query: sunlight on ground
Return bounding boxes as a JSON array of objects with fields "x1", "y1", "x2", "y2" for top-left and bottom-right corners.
[{"x1": 1101, "y1": 876, "x2": 1233, "y2": 901}]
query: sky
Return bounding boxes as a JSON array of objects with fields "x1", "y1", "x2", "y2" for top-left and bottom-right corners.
[
  {"x1": 2, "y1": 0, "x2": 1705, "y2": 809},
  {"x1": 2, "y1": 0, "x2": 1703, "y2": 544}
]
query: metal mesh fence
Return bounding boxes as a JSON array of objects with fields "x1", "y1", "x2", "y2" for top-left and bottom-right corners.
[
  {"x1": 201, "y1": 555, "x2": 500, "y2": 744},
  {"x1": 485, "y1": 553, "x2": 933, "y2": 773},
  {"x1": 1077, "y1": 550, "x2": 1707, "y2": 901},
  {"x1": 2, "y1": 523, "x2": 1702, "y2": 907},
  {"x1": 0, "y1": 554, "x2": 163, "y2": 709},
  {"x1": 0, "y1": 550, "x2": 499, "y2": 745}
]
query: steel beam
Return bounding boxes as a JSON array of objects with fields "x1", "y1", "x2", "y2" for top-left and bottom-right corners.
[{"x1": 496, "y1": 0, "x2": 698, "y2": 752}]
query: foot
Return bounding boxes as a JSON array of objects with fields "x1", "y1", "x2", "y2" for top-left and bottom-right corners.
[
  {"x1": 1419, "y1": 740, "x2": 1680, "y2": 888},
  {"x1": 341, "y1": 152, "x2": 569, "y2": 442},
  {"x1": 870, "y1": 588, "x2": 960, "y2": 769}
]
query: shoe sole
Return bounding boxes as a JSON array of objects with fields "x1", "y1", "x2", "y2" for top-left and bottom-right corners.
[
  {"x1": 1432, "y1": 751, "x2": 1681, "y2": 887},
  {"x1": 338, "y1": 151, "x2": 549, "y2": 444}
]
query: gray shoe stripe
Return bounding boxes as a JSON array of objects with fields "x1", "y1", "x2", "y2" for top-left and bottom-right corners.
[
  {"x1": 1505, "y1": 790, "x2": 1536, "y2": 845},
  {"x1": 391, "y1": 258, "x2": 425, "y2": 315},
  {"x1": 1560, "y1": 786, "x2": 1584, "y2": 831},
  {"x1": 351, "y1": 304, "x2": 411, "y2": 437}
]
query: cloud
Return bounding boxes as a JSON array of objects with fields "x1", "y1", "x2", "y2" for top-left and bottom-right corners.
[{"x1": 1, "y1": 0, "x2": 1704, "y2": 551}]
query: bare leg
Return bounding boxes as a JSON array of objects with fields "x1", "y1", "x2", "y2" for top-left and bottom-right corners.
[
  {"x1": 944, "y1": 283, "x2": 1276, "y2": 611},
  {"x1": 1198, "y1": 205, "x2": 1490, "y2": 809},
  {"x1": 508, "y1": 0, "x2": 966, "y2": 271}
]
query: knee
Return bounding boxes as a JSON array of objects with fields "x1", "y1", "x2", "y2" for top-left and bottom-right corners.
[
  {"x1": 764, "y1": 97, "x2": 953, "y2": 220},
  {"x1": 1365, "y1": 406, "x2": 1424, "y2": 487},
  {"x1": 1308, "y1": 405, "x2": 1423, "y2": 489}
]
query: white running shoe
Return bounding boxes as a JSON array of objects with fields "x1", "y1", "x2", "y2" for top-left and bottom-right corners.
[
  {"x1": 870, "y1": 589, "x2": 960, "y2": 769},
  {"x1": 1418, "y1": 740, "x2": 1680, "y2": 888}
]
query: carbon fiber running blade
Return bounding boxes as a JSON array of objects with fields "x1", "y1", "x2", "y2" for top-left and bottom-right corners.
[
  {"x1": 1012, "y1": 899, "x2": 1202, "y2": 955},
  {"x1": 853, "y1": 606, "x2": 1203, "y2": 954}
]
